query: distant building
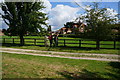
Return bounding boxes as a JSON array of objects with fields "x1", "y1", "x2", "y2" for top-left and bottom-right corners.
[
  {"x1": 0, "y1": 30, "x2": 4, "y2": 36},
  {"x1": 58, "y1": 22, "x2": 86, "y2": 34}
]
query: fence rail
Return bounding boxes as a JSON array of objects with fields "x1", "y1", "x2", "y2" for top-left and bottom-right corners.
[{"x1": 0, "y1": 38, "x2": 120, "y2": 49}]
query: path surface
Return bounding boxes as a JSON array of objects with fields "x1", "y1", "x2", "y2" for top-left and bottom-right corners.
[{"x1": 1, "y1": 47, "x2": 120, "y2": 62}]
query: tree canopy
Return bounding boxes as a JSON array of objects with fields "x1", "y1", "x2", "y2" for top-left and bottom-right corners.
[
  {"x1": 0, "y1": 1, "x2": 48, "y2": 45},
  {"x1": 76, "y1": 3, "x2": 118, "y2": 49},
  {"x1": 78, "y1": 3, "x2": 117, "y2": 39}
]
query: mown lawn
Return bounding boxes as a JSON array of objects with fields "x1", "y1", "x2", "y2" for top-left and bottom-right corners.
[
  {"x1": 2, "y1": 53, "x2": 120, "y2": 79},
  {"x1": 2, "y1": 45, "x2": 119, "y2": 55}
]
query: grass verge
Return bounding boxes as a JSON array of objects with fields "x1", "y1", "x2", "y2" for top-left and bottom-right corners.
[
  {"x1": 2, "y1": 49, "x2": 119, "y2": 59},
  {"x1": 2, "y1": 45, "x2": 119, "y2": 55},
  {"x1": 2, "y1": 53, "x2": 120, "y2": 79}
]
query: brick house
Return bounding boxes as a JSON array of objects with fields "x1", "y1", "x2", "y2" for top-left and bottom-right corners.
[
  {"x1": 59, "y1": 22, "x2": 86, "y2": 34},
  {"x1": 0, "y1": 30, "x2": 4, "y2": 36}
]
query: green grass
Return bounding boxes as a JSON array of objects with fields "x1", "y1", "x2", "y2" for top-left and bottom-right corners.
[
  {"x1": 2, "y1": 53, "x2": 120, "y2": 79},
  {"x1": 16, "y1": 51, "x2": 119, "y2": 59},
  {"x1": 3, "y1": 49, "x2": 119, "y2": 59},
  {"x1": 2, "y1": 45, "x2": 119, "y2": 55}
]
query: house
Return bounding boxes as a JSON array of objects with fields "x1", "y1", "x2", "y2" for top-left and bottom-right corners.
[
  {"x1": 0, "y1": 29, "x2": 4, "y2": 36},
  {"x1": 59, "y1": 22, "x2": 86, "y2": 34}
]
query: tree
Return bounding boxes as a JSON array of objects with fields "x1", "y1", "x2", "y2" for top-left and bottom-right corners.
[
  {"x1": 47, "y1": 25, "x2": 52, "y2": 32},
  {"x1": 64, "y1": 22, "x2": 74, "y2": 28},
  {"x1": 76, "y1": 3, "x2": 117, "y2": 49},
  {"x1": 0, "y1": 1, "x2": 48, "y2": 45}
]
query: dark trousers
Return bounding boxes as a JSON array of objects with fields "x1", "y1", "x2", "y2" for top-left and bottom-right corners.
[
  {"x1": 50, "y1": 40, "x2": 53, "y2": 47},
  {"x1": 54, "y1": 40, "x2": 58, "y2": 47}
]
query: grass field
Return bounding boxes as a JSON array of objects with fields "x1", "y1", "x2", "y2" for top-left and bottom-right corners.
[
  {"x1": 2, "y1": 45, "x2": 119, "y2": 55},
  {"x1": 2, "y1": 53, "x2": 120, "y2": 79}
]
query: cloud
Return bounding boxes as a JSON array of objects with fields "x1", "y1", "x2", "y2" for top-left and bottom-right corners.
[
  {"x1": 42, "y1": 0, "x2": 52, "y2": 13},
  {"x1": 0, "y1": 6, "x2": 9, "y2": 29},
  {"x1": 40, "y1": 0, "x2": 82, "y2": 30},
  {"x1": 0, "y1": 0, "x2": 3, "y2": 3},
  {"x1": 0, "y1": 19, "x2": 8, "y2": 29},
  {"x1": 105, "y1": 8, "x2": 118, "y2": 18},
  {"x1": 105, "y1": 8, "x2": 119, "y2": 23},
  {"x1": 0, "y1": 18, "x2": 2, "y2": 29},
  {"x1": 0, "y1": 0, "x2": 118, "y2": 31},
  {"x1": 48, "y1": 5, "x2": 80, "y2": 30},
  {"x1": 0, "y1": 0, "x2": 81, "y2": 30}
]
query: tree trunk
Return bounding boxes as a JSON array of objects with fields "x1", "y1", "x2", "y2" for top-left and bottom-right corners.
[
  {"x1": 20, "y1": 35, "x2": 24, "y2": 46},
  {"x1": 96, "y1": 40, "x2": 100, "y2": 50}
]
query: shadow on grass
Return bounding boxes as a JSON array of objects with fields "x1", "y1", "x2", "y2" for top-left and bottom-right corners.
[
  {"x1": 58, "y1": 69, "x2": 103, "y2": 80},
  {"x1": 2, "y1": 43, "x2": 44, "y2": 47},
  {"x1": 57, "y1": 46, "x2": 97, "y2": 51},
  {"x1": 58, "y1": 62, "x2": 120, "y2": 80},
  {"x1": 105, "y1": 62, "x2": 120, "y2": 79},
  {"x1": 2, "y1": 43, "x2": 23, "y2": 47}
]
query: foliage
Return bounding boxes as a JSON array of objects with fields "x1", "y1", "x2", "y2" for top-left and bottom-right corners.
[
  {"x1": 77, "y1": 3, "x2": 118, "y2": 40},
  {"x1": 75, "y1": 3, "x2": 118, "y2": 49},
  {"x1": 64, "y1": 22, "x2": 74, "y2": 28},
  {"x1": 110, "y1": 23, "x2": 120, "y2": 40},
  {"x1": 47, "y1": 25, "x2": 52, "y2": 32},
  {"x1": 64, "y1": 22, "x2": 82, "y2": 35},
  {"x1": 0, "y1": 1, "x2": 48, "y2": 45}
]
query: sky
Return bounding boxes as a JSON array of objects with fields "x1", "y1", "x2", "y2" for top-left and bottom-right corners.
[{"x1": 0, "y1": 0, "x2": 119, "y2": 30}]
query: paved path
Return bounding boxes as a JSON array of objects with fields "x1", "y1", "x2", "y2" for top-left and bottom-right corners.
[{"x1": 1, "y1": 47, "x2": 120, "y2": 62}]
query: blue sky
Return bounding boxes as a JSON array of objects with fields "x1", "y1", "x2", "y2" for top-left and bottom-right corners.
[
  {"x1": 51, "y1": 2, "x2": 119, "y2": 13},
  {"x1": 48, "y1": 2, "x2": 119, "y2": 30},
  {"x1": 0, "y1": 1, "x2": 119, "y2": 30}
]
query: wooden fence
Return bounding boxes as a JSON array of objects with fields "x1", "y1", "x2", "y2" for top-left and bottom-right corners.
[{"x1": 1, "y1": 38, "x2": 120, "y2": 49}]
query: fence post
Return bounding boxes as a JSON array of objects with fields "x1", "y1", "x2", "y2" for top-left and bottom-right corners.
[
  {"x1": 64, "y1": 39, "x2": 65, "y2": 47},
  {"x1": 57, "y1": 39, "x2": 59, "y2": 47},
  {"x1": 114, "y1": 40, "x2": 116, "y2": 49},
  {"x1": 79, "y1": 40, "x2": 81, "y2": 47},
  {"x1": 3, "y1": 38, "x2": 5, "y2": 43},
  {"x1": 34, "y1": 39, "x2": 36, "y2": 45},
  {"x1": 96, "y1": 40, "x2": 100, "y2": 50},
  {"x1": 13, "y1": 38, "x2": 14, "y2": 44}
]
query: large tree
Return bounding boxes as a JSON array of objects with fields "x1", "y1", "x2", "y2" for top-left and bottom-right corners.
[
  {"x1": 0, "y1": 1, "x2": 48, "y2": 45},
  {"x1": 76, "y1": 3, "x2": 118, "y2": 49}
]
